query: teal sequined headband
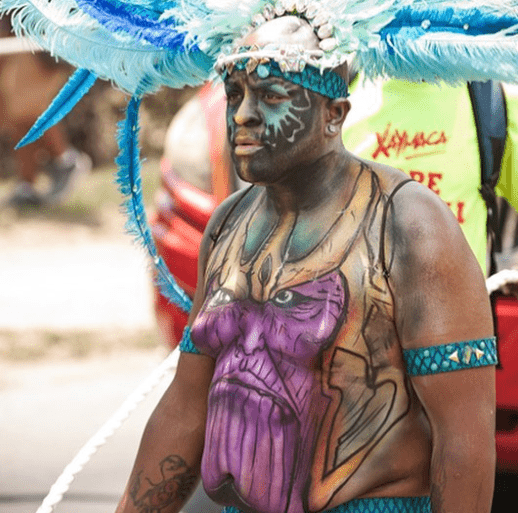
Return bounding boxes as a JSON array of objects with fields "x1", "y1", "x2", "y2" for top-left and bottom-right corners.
[{"x1": 216, "y1": 45, "x2": 349, "y2": 99}]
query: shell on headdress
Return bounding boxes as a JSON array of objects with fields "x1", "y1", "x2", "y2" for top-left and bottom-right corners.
[
  {"x1": 317, "y1": 23, "x2": 334, "y2": 39},
  {"x1": 246, "y1": 57, "x2": 260, "y2": 73},
  {"x1": 312, "y1": 10, "x2": 331, "y2": 28},
  {"x1": 305, "y1": 3, "x2": 319, "y2": 19},
  {"x1": 274, "y1": 4, "x2": 286, "y2": 17},
  {"x1": 263, "y1": 4, "x2": 275, "y2": 20},
  {"x1": 252, "y1": 13, "x2": 267, "y2": 27},
  {"x1": 319, "y1": 37, "x2": 338, "y2": 52},
  {"x1": 295, "y1": 0, "x2": 308, "y2": 13}
]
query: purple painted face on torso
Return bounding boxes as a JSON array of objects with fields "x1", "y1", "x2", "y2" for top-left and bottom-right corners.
[{"x1": 191, "y1": 271, "x2": 348, "y2": 513}]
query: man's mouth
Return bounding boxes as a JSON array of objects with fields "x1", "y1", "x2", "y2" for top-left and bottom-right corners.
[{"x1": 234, "y1": 136, "x2": 263, "y2": 156}]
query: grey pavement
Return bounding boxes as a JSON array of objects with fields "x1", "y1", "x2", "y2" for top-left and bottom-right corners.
[
  {"x1": 1, "y1": 351, "x2": 165, "y2": 512},
  {"x1": 0, "y1": 210, "x2": 221, "y2": 513},
  {"x1": 0, "y1": 227, "x2": 154, "y2": 333},
  {"x1": 1, "y1": 351, "x2": 222, "y2": 513}
]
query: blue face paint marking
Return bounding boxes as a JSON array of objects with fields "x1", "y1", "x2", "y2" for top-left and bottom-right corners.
[
  {"x1": 263, "y1": 87, "x2": 312, "y2": 147},
  {"x1": 225, "y1": 71, "x2": 322, "y2": 184}
]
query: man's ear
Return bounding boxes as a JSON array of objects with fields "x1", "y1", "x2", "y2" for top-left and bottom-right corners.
[{"x1": 325, "y1": 97, "x2": 351, "y2": 137}]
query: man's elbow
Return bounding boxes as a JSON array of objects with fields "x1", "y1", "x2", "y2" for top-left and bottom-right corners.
[{"x1": 432, "y1": 429, "x2": 496, "y2": 480}]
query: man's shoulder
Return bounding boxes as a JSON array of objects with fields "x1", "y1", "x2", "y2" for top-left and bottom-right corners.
[
  {"x1": 209, "y1": 186, "x2": 258, "y2": 228},
  {"x1": 385, "y1": 176, "x2": 475, "y2": 267},
  {"x1": 353, "y1": 156, "x2": 415, "y2": 198},
  {"x1": 200, "y1": 186, "x2": 257, "y2": 252},
  {"x1": 349, "y1": 156, "x2": 462, "y2": 248}
]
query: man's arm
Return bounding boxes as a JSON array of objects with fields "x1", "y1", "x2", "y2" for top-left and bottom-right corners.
[
  {"x1": 389, "y1": 182, "x2": 496, "y2": 513},
  {"x1": 115, "y1": 352, "x2": 214, "y2": 513},
  {"x1": 116, "y1": 190, "x2": 250, "y2": 513}
]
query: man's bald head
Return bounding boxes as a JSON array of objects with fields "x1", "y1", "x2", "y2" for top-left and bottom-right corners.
[
  {"x1": 242, "y1": 15, "x2": 348, "y2": 82},
  {"x1": 243, "y1": 15, "x2": 320, "y2": 51}
]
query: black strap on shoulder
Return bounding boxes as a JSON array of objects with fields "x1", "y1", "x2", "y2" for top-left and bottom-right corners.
[
  {"x1": 209, "y1": 184, "x2": 255, "y2": 245},
  {"x1": 468, "y1": 81, "x2": 508, "y2": 273},
  {"x1": 380, "y1": 178, "x2": 414, "y2": 279}
]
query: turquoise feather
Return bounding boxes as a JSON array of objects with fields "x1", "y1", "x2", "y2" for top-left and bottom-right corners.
[
  {"x1": 5, "y1": 0, "x2": 212, "y2": 95},
  {"x1": 115, "y1": 96, "x2": 192, "y2": 313},
  {"x1": 356, "y1": 3, "x2": 518, "y2": 84},
  {"x1": 5, "y1": 0, "x2": 518, "y2": 92},
  {"x1": 160, "y1": 0, "x2": 518, "y2": 84},
  {"x1": 16, "y1": 68, "x2": 97, "y2": 150}
]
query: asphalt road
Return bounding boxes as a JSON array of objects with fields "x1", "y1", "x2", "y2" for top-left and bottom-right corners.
[{"x1": 0, "y1": 350, "x2": 222, "y2": 513}]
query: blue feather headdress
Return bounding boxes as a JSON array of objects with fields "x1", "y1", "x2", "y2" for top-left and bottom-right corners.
[{"x1": 4, "y1": 0, "x2": 518, "y2": 312}]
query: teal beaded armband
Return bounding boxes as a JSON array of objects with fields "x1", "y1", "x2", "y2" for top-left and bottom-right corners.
[
  {"x1": 179, "y1": 326, "x2": 201, "y2": 355},
  {"x1": 403, "y1": 337, "x2": 497, "y2": 376}
]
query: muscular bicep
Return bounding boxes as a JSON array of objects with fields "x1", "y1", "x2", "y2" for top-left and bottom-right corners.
[
  {"x1": 410, "y1": 365, "x2": 496, "y2": 512},
  {"x1": 387, "y1": 183, "x2": 496, "y2": 512},
  {"x1": 389, "y1": 183, "x2": 493, "y2": 348}
]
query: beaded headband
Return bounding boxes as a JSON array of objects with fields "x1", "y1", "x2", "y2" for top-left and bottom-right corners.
[{"x1": 216, "y1": 45, "x2": 349, "y2": 99}]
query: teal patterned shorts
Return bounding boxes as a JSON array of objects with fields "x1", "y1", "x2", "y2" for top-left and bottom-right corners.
[{"x1": 222, "y1": 496, "x2": 431, "y2": 512}]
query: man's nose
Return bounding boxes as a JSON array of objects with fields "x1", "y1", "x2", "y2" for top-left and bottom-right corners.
[
  {"x1": 233, "y1": 91, "x2": 261, "y2": 127},
  {"x1": 239, "y1": 314, "x2": 266, "y2": 355}
]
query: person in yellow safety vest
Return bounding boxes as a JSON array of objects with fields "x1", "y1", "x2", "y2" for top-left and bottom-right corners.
[{"x1": 342, "y1": 76, "x2": 518, "y2": 276}]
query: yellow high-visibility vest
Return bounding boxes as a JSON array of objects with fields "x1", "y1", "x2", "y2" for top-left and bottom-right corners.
[{"x1": 343, "y1": 77, "x2": 518, "y2": 274}]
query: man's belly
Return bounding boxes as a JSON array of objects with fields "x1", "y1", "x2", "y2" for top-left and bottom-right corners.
[
  {"x1": 201, "y1": 378, "x2": 301, "y2": 512},
  {"x1": 200, "y1": 367, "x2": 431, "y2": 513}
]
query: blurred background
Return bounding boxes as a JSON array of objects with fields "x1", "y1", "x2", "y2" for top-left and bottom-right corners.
[
  {"x1": 0, "y1": 20, "x2": 218, "y2": 513},
  {"x1": 0, "y1": 17, "x2": 197, "y2": 355}
]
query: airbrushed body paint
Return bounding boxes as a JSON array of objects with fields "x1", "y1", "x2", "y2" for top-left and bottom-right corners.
[{"x1": 190, "y1": 163, "x2": 420, "y2": 513}]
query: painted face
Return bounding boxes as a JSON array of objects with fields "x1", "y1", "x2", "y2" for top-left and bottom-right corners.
[
  {"x1": 225, "y1": 70, "x2": 326, "y2": 185},
  {"x1": 192, "y1": 271, "x2": 348, "y2": 513},
  {"x1": 190, "y1": 164, "x2": 414, "y2": 513}
]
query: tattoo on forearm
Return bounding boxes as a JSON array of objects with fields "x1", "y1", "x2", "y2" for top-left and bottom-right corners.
[{"x1": 129, "y1": 455, "x2": 196, "y2": 512}]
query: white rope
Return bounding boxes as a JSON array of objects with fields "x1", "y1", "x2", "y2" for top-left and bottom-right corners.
[
  {"x1": 486, "y1": 269, "x2": 518, "y2": 295},
  {"x1": 35, "y1": 348, "x2": 180, "y2": 513}
]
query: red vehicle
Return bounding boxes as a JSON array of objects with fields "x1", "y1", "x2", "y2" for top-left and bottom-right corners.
[
  {"x1": 150, "y1": 83, "x2": 233, "y2": 345},
  {"x1": 150, "y1": 82, "x2": 518, "y2": 479},
  {"x1": 494, "y1": 297, "x2": 518, "y2": 471}
]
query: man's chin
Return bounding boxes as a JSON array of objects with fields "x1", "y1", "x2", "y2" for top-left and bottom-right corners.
[{"x1": 234, "y1": 163, "x2": 271, "y2": 185}]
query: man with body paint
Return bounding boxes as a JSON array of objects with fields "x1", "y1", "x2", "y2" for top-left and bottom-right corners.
[{"x1": 116, "y1": 15, "x2": 496, "y2": 513}]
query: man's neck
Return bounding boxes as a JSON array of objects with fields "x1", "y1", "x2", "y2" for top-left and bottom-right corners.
[{"x1": 264, "y1": 148, "x2": 351, "y2": 215}]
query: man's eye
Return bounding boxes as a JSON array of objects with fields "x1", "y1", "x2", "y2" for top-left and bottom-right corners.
[
  {"x1": 262, "y1": 92, "x2": 286, "y2": 103},
  {"x1": 272, "y1": 290, "x2": 308, "y2": 308},
  {"x1": 208, "y1": 288, "x2": 234, "y2": 309},
  {"x1": 226, "y1": 91, "x2": 242, "y2": 104}
]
